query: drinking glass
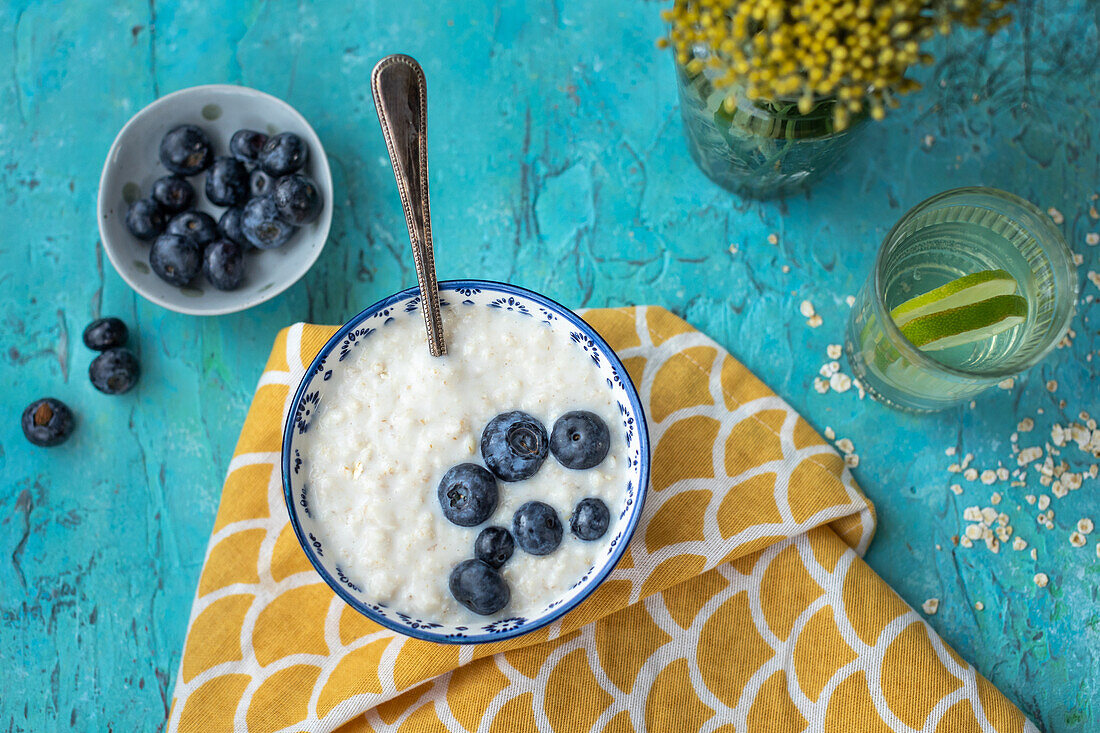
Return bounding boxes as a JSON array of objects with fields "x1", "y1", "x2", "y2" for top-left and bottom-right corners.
[{"x1": 845, "y1": 187, "x2": 1077, "y2": 412}]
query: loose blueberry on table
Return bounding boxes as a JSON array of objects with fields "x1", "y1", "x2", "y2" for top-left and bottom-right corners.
[
  {"x1": 82, "y1": 317, "x2": 128, "y2": 351},
  {"x1": 124, "y1": 198, "x2": 166, "y2": 241},
  {"x1": 570, "y1": 497, "x2": 610, "y2": 541},
  {"x1": 242, "y1": 195, "x2": 297, "y2": 249},
  {"x1": 217, "y1": 207, "x2": 249, "y2": 248},
  {"x1": 151, "y1": 175, "x2": 194, "y2": 213},
  {"x1": 474, "y1": 526, "x2": 515, "y2": 569},
  {"x1": 166, "y1": 210, "x2": 218, "y2": 249},
  {"x1": 229, "y1": 129, "x2": 268, "y2": 163},
  {"x1": 273, "y1": 173, "x2": 323, "y2": 225},
  {"x1": 21, "y1": 398, "x2": 74, "y2": 447},
  {"x1": 203, "y1": 240, "x2": 245, "y2": 291},
  {"x1": 481, "y1": 411, "x2": 549, "y2": 482},
  {"x1": 512, "y1": 500, "x2": 563, "y2": 555},
  {"x1": 550, "y1": 411, "x2": 610, "y2": 470},
  {"x1": 159, "y1": 124, "x2": 213, "y2": 175},
  {"x1": 204, "y1": 156, "x2": 250, "y2": 207},
  {"x1": 449, "y1": 559, "x2": 510, "y2": 616},
  {"x1": 89, "y1": 348, "x2": 140, "y2": 395},
  {"x1": 150, "y1": 233, "x2": 202, "y2": 286},
  {"x1": 259, "y1": 131, "x2": 308, "y2": 176},
  {"x1": 438, "y1": 463, "x2": 498, "y2": 527}
]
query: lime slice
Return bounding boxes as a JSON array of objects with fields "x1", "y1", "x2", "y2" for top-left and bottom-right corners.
[
  {"x1": 889, "y1": 269, "x2": 1017, "y2": 328},
  {"x1": 899, "y1": 294, "x2": 1028, "y2": 352}
]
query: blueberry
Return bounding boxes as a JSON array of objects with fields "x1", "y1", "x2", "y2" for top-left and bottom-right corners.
[
  {"x1": 481, "y1": 411, "x2": 549, "y2": 482},
  {"x1": 512, "y1": 501, "x2": 563, "y2": 555},
  {"x1": 550, "y1": 411, "x2": 611, "y2": 470},
  {"x1": 437, "y1": 463, "x2": 498, "y2": 527},
  {"x1": 204, "y1": 156, "x2": 250, "y2": 207},
  {"x1": 89, "y1": 348, "x2": 140, "y2": 395},
  {"x1": 82, "y1": 317, "x2": 128, "y2": 351},
  {"x1": 570, "y1": 498, "x2": 610, "y2": 541},
  {"x1": 259, "y1": 132, "x2": 308, "y2": 176},
  {"x1": 166, "y1": 210, "x2": 218, "y2": 249},
  {"x1": 203, "y1": 239, "x2": 245, "y2": 291},
  {"x1": 217, "y1": 207, "x2": 249, "y2": 248},
  {"x1": 249, "y1": 169, "x2": 274, "y2": 198},
  {"x1": 151, "y1": 175, "x2": 194, "y2": 213},
  {"x1": 229, "y1": 129, "x2": 268, "y2": 163},
  {"x1": 242, "y1": 195, "x2": 297, "y2": 249},
  {"x1": 150, "y1": 233, "x2": 201, "y2": 286},
  {"x1": 124, "y1": 198, "x2": 166, "y2": 241},
  {"x1": 474, "y1": 526, "x2": 515, "y2": 569},
  {"x1": 273, "y1": 173, "x2": 323, "y2": 225},
  {"x1": 21, "y1": 398, "x2": 74, "y2": 447},
  {"x1": 159, "y1": 124, "x2": 213, "y2": 175},
  {"x1": 448, "y1": 559, "x2": 510, "y2": 616}
]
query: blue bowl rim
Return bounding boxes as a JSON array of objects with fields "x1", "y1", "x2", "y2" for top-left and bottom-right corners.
[{"x1": 281, "y1": 279, "x2": 651, "y2": 644}]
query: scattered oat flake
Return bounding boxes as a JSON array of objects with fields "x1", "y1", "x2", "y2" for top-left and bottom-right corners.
[
  {"x1": 826, "y1": 344, "x2": 842, "y2": 360},
  {"x1": 824, "y1": 426, "x2": 835, "y2": 440},
  {"x1": 728, "y1": 243, "x2": 739, "y2": 254},
  {"x1": 991, "y1": 492, "x2": 1002, "y2": 505},
  {"x1": 981, "y1": 507, "x2": 998, "y2": 525},
  {"x1": 998, "y1": 378, "x2": 1015, "y2": 390},
  {"x1": 781, "y1": 265, "x2": 791, "y2": 274},
  {"x1": 980, "y1": 470, "x2": 997, "y2": 485},
  {"x1": 830, "y1": 373, "x2": 852, "y2": 393},
  {"x1": 1012, "y1": 537, "x2": 1028, "y2": 551},
  {"x1": 945, "y1": 447, "x2": 957, "y2": 457},
  {"x1": 845, "y1": 295, "x2": 856, "y2": 307},
  {"x1": 1097, "y1": 543, "x2": 1100, "y2": 559},
  {"x1": 921, "y1": 597, "x2": 939, "y2": 614},
  {"x1": 950, "y1": 484, "x2": 963, "y2": 495},
  {"x1": 1088, "y1": 271, "x2": 1100, "y2": 291},
  {"x1": 844, "y1": 454, "x2": 860, "y2": 468},
  {"x1": 1087, "y1": 232, "x2": 1099, "y2": 246},
  {"x1": 964, "y1": 467, "x2": 979, "y2": 482},
  {"x1": 800, "y1": 300, "x2": 816, "y2": 317},
  {"x1": 1017, "y1": 418, "x2": 1034, "y2": 432},
  {"x1": 1025, "y1": 494, "x2": 1036, "y2": 504},
  {"x1": 1030, "y1": 547, "x2": 1038, "y2": 560},
  {"x1": 813, "y1": 377, "x2": 829, "y2": 394},
  {"x1": 1038, "y1": 495, "x2": 1051, "y2": 511},
  {"x1": 1033, "y1": 572, "x2": 1049, "y2": 588},
  {"x1": 1078, "y1": 518, "x2": 1094, "y2": 535},
  {"x1": 996, "y1": 467, "x2": 1010, "y2": 481},
  {"x1": 965, "y1": 524, "x2": 983, "y2": 540},
  {"x1": 836, "y1": 438, "x2": 855, "y2": 455},
  {"x1": 960, "y1": 536, "x2": 974, "y2": 548},
  {"x1": 1070, "y1": 531, "x2": 1087, "y2": 548},
  {"x1": 767, "y1": 233, "x2": 778, "y2": 245},
  {"x1": 948, "y1": 463, "x2": 962, "y2": 473},
  {"x1": 1017, "y1": 446, "x2": 1043, "y2": 466},
  {"x1": 1047, "y1": 207, "x2": 1064, "y2": 224},
  {"x1": 1046, "y1": 380, "x2": 1058, "y2": 392},
  {"x1": 963, "y1": 506, "x2": 983, "y2": 522},
  {"x1": 974, "y1": 601, "x2": 985, "y2": 611},
  {"x1": 807, "y1": 314, "x2": 823, "y2": 328}
]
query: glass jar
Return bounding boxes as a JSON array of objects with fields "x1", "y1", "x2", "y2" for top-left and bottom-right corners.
[{"x1": 675, "y1": 57, "x2": 866, "y2": 199}]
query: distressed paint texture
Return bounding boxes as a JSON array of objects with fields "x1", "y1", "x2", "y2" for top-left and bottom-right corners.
[{"x1": 0, "y1": 0, "x2": 1097, "y2": 731}]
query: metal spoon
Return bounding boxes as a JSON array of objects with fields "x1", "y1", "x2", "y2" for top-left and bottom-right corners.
[{"x1": 371, "y1": 54, "x2": 447, "y2": 357}]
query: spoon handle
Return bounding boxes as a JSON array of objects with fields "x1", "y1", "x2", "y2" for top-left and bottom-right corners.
[{"x1": 371, "y1": 54, "x2": 447, "y2": 357}]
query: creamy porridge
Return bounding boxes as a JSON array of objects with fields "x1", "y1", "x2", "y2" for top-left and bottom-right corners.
[{"x1": 301, "y1": 303, "x2": 628, "y2": 624}]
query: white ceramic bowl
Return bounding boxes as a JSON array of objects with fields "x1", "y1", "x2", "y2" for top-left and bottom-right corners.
[
  {"x1": 97, "y1": 84, "x2": 333, "y2": 316},
  {"x1": 282, "y1": 281, "x2": 651, "y2": 644}
]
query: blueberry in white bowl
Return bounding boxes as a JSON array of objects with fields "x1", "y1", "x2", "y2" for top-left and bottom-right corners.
[
  {"x1": 204, "y1": 156, "x2": 249, "y2": 207},
  {"x1": 229, "y1": 128, "x2": 267, "y2": 163},
  {"x1": 166, "y1": 210, "x2": 218, "y2": 249},
  {"x1": 151, "y1": 175, "x2": 194, "y2": 213},
  {"x1": 150, "y1": 233, "x2": 201, "y2": 286},
  {"x1": 124, "y1": 198, "x2": 165, "y2": 241},
  {"x1": 159, "y1": 124, "x2": 212, "y2": 175},
  {"x1": 273, "y1": 173, "x2": 323, "y2": 225},
  {"x1": 259, "y1": 131, "x2": 308, "y2": 176},
  {"x1": 203, "y1": 239, "x2": 246, "y2": 291}
]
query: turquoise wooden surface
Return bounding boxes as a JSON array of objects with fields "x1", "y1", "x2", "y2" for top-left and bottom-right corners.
[{"x1": 2, "y1": 0, "x2": 1097, "y2": 730}]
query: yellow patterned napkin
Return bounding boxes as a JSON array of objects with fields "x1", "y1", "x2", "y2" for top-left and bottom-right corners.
[{"x1": 167, "y1": 306, "x2": 1033, "y2": 733}]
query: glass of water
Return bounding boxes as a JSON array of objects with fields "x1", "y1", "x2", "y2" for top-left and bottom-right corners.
[{"x1": 846, "y1": 187, "x2": 1077, "y2": 412}]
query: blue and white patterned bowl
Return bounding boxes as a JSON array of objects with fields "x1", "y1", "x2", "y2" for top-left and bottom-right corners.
[{"x1": 281, "y1": 280, "x2": 650, "y2": 644}]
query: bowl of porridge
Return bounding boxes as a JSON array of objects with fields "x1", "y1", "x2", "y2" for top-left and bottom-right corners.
[{"x1": 281, "y1": 280, "x2": 649, "y2": 643}]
